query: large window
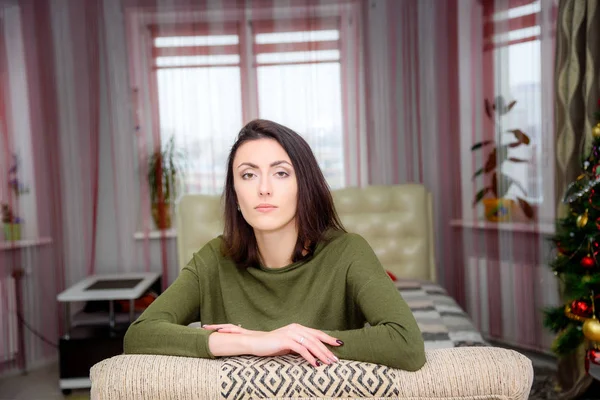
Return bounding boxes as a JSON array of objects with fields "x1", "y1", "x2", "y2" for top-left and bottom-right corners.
[
  {"x1": 151, "y1": 16, "x2": 348, "y2": 195},
  {"x1": 467, "y1": 0, "x2": 555, "y2": 222}
]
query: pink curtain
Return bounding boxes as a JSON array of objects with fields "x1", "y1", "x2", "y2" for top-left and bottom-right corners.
[{"x1": 0, "y1": 0, "x2": 559, "y2": 379}]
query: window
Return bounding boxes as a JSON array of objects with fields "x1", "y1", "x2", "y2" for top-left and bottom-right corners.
[
  {"x1": 253, "y1": 19, "x2": 345, "y2": 189},
  {"x1": 460, "y1": 0, "x2": 556, "y2": 221},
  {"x1": 151, "y1": 23, "x2": 243, "y2": 194},
  {"x1": 148, "y1": 14, "x2": 351, "y2": 195}
]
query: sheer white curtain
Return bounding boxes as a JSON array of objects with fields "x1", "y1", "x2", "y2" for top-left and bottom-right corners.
[{"x1": 129, "y1": 0, "x2": 365, "y2": 206}]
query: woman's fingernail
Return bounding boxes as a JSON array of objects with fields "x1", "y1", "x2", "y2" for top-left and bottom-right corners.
[
  {"x1": 336, "y1": 340, "x2": 344, "y2": 345},
  {"x1": 333, "y1": 356, "x2": 339, "y2": 362},
  {"x1": 316, "y1": 360, "x2": 322, "y2": 366}
]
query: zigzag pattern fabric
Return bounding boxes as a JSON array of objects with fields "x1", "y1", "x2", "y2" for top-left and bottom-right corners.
[{"x1": 221, "y1": 355, "x2": 399, "y2": 399}]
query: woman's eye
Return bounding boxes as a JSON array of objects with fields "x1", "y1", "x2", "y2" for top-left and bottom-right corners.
[
  {"x1": 241, "y1": 172, "x2": 255, "y2": 180},
  {"x1": 275, "y1": 171, "x2": 289, "y2": 178}
]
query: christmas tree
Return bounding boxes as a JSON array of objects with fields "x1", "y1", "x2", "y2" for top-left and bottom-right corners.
[{"x1": 544, "y1": 99, "x2": 600, "y2": 370}]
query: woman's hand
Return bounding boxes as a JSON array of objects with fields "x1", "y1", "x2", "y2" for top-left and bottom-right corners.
[{"x1": 246, "y1": 323, "x2": 343, "y2": 367}]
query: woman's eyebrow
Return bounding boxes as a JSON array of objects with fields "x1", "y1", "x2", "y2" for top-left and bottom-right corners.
[{"x1": 237, "y1": 160, "x2": 292, "y2": 169}]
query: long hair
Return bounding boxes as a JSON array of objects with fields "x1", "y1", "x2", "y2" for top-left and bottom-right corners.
[{"x1": 221, "y1": 119, "x2": 345, "y2": 268}]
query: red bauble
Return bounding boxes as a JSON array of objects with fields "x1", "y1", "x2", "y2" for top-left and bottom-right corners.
[
  {"x1": 571, "y1": 300, "x2": 593, "y2": 318},
  {"x1": 581, "y1": 256, "x2": 596, "y2": 268},
  {"x1": 386, "y1": 270, "x2": 397, "y2": 281},
  {"x1": 589, "y1": 349, "x2": 600, "y2": 364},
  {"x1": 587, "y1": 349, "x2": 600, "y2": 373}
]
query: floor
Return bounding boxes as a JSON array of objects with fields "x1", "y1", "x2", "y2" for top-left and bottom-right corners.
[{"x1": 0, "y1": 363, "x2": 89, "y2": 400}]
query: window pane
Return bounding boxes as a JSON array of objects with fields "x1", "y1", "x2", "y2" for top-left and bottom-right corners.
[
  {"x1": 154, "y1": 35, "x2": 239, "y2": 47},
  {"x1": 255, "y1": 30, "x2": 339, "y2": 44},
  {"x1": 498, "y1": 40, "x2": 542, "y2": 203},
  {"x1": 157, "y1": 67, "x2": 242, "y2": 194},
  {"x1": 156, "y1": 54, "x2": 240, "y2": 67},
  {"x1": 256, "y1": 50, "x2": 339, "y2": 64},
  {"x1": 257, "y1": 63, "x2": 344, "y2": 188}
]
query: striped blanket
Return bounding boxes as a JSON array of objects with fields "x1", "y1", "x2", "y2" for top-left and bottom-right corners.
[{"x1": 395, "y1": 279, "x2": 488, "y2": 349}]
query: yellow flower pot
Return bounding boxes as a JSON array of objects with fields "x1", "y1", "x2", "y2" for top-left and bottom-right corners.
[
  {"x1": 3, "y1": 223, "x2": 22, "y2": 241},
  {"x1": 482, "y1": 198, "x2": 515, "y2": 222}
]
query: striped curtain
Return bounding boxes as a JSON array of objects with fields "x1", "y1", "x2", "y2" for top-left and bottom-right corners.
[{"x1": 553, "y1": 0, "x2": 600, "y2": 396}]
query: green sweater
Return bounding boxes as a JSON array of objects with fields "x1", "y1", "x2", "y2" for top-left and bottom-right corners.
[{"x1": 124, "y1": 230, "x2": 426, "y2": 371}]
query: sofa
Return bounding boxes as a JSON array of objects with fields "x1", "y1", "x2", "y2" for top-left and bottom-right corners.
[{"x1": 90, "y1": 184, "x2": 534, "y2": 399}]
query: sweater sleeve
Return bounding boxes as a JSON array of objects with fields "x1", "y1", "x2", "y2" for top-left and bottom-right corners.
[
  {"x1": 322, "y1": 234, "x2": 426, "y2": 371},
  {"x1": 123, "y1": 251, "x2": 216, "y2": 358}
]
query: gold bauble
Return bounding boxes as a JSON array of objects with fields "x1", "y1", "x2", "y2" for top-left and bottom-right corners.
[
  {"x1": 577, "y1": 210, "x2": 589, "y2": 228},
  {"x1": 583, "y1": 318, "x2": 600, "y2": 342},
  {"x1": 593, "y1": 123, "x2": 600, "y2": 139},
  {"x1": 583, "y1": 275, "x2": 593, "y2": 283}
]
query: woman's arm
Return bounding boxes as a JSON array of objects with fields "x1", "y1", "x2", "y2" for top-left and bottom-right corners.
[
  {"x1": 123, "y1": 254, "x2": 217, "y2": 358},
  {"x1": 321, "y1": 235, "x2": 426, "y2": 371}
]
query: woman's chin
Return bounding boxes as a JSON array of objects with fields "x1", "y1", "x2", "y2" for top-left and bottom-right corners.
[{"x1": 249, "y1": 218, "x2": 295, "y2": 234}]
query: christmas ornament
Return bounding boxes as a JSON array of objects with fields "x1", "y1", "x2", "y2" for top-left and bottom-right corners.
[
  {"x1": 583, "y1": 275, "x2": 593, "y2": 284},
  {"x1": 583, "y1": 318, "x2": 600, "y2": 342},
  {"x1": 581, "y1": 255, "x2": 596, "y2": 268},
  {"x1": 593, "y1": 123, "x2": 600, "y2": 139},
  {"x1": 573, "y1": 300, "x2": 593, "y2": 318},
  {"x1": 589, "y1": 348, "x2": 600, "y2": 364},
  {"x1": 565, "y1": 301, "x2": 593, "y2": 321},
  {"x1": 586, "y1": 349, "x2": 600, "y2": 374},
  {"x1": 577, "y1": 209, "x2": 590, "y2": 228},
  {"x1": 563, "y1": 174, "x2": 600, "y2": 203}
]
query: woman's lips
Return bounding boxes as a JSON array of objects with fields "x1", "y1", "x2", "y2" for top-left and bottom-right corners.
[{"x1": 255, "y1": 205, "x2": 277, "y2": 213}]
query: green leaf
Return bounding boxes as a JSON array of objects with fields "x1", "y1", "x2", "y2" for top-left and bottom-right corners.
[
  {"x1": 472, "y1": 187, "x2": 490, "y2": 206},
  {"x1": 508, "y1": 157, "x2": 528, "y2": 163},
  {"x1": 506, "y1": 100, "x2": 517, "y2": 111},
  {"x1": 471, "y1": 140, "x2": 494, "y2": 151},
  {"x1": 472, "y1": 168, "x2": 485, "y2": 180}
]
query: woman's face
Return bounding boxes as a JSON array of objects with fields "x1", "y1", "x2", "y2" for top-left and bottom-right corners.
[{"x1": 233, "y1": 138, "x2": 298, "y2": 233}]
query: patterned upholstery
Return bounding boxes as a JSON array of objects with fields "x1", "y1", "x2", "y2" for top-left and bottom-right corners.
[
  {"x1": 397, "y1": 279, "x2": 487, "y2": 349},
  {"x1": 90, "y1": 347, "x2": 533, "y2": 399}
]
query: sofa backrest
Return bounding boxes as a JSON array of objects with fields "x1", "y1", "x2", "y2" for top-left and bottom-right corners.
[{"x1": 175, "y1": 184, "x2": 436, "y2": 282}]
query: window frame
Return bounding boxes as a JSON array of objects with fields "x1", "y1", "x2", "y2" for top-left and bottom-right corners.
[
  {"x1": 126, "y1": 2, "x2": 365, "y2": 209},
  {"x1": 458, "y1": 0, "x2": 556, "y2": 224}
]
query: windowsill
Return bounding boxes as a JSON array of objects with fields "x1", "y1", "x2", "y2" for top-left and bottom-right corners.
[
  {"x1": 0, "y1": 237, "x2": 53, "y2": 251},
  {"x1": 134, "y1": 229, "x2": 176, "y2": 240},
  {"x1": 450, "y1": 219, "x2": 555, "y2": 235}
]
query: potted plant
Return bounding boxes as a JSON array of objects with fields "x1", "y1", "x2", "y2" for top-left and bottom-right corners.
[
  {"x1": 2, "y1": 154, "x2": 29, "y2": 240},
  {"x1": 1, "y1": 203, "x2": 22, "y2": 241},
  {"x1": 147, "y1": 137, "x2": 185, "y2": 230},
  {"x1": 471, "y1": 96, "x2": 535, "y2": 222}
]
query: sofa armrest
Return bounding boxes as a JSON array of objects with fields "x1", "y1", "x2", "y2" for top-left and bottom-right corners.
[{"x1": 90, "y1": 347, "x2": 533, "y2": 400}]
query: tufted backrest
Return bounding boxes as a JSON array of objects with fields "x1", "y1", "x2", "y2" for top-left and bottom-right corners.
[{"x1": 175, "y1": 184, "x2": 436, "y2": 282}]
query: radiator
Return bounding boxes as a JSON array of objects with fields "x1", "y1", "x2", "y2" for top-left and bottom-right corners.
[
  {"x1": 0, "y1": 275, "x2": 18, "y2": 363},
  {"x1": 466, "y1": 256, "x2": 559, "y2": 353}
]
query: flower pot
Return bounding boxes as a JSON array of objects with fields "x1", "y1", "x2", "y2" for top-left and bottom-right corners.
[
  {"x1": 151, "y1": 202, "x2": 172, "y2": 230},
  {"x1": 482, "y1": 198, "x2": 515, "y2": 222},
  {"x1": 3, "y1": 223, "x2": 22, "y2": 241}
]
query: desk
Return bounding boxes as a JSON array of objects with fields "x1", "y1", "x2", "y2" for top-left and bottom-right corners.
[{"x1": 56, "y1": 272, "x2": 161, "y2": 394}]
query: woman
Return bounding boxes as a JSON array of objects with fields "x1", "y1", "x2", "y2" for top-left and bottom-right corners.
[{"x1": 124, "y1": 119, "x2": 426, "y2": 371}]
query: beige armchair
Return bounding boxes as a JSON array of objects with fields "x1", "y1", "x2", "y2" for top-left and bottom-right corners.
[{"x1": 90, "y1": 184, "x2": 534, "y2": 400}]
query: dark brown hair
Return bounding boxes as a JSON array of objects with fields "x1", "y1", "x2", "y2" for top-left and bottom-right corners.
[{"x1": 221, "y1": 119, "x2": 345, "y2": 268}]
